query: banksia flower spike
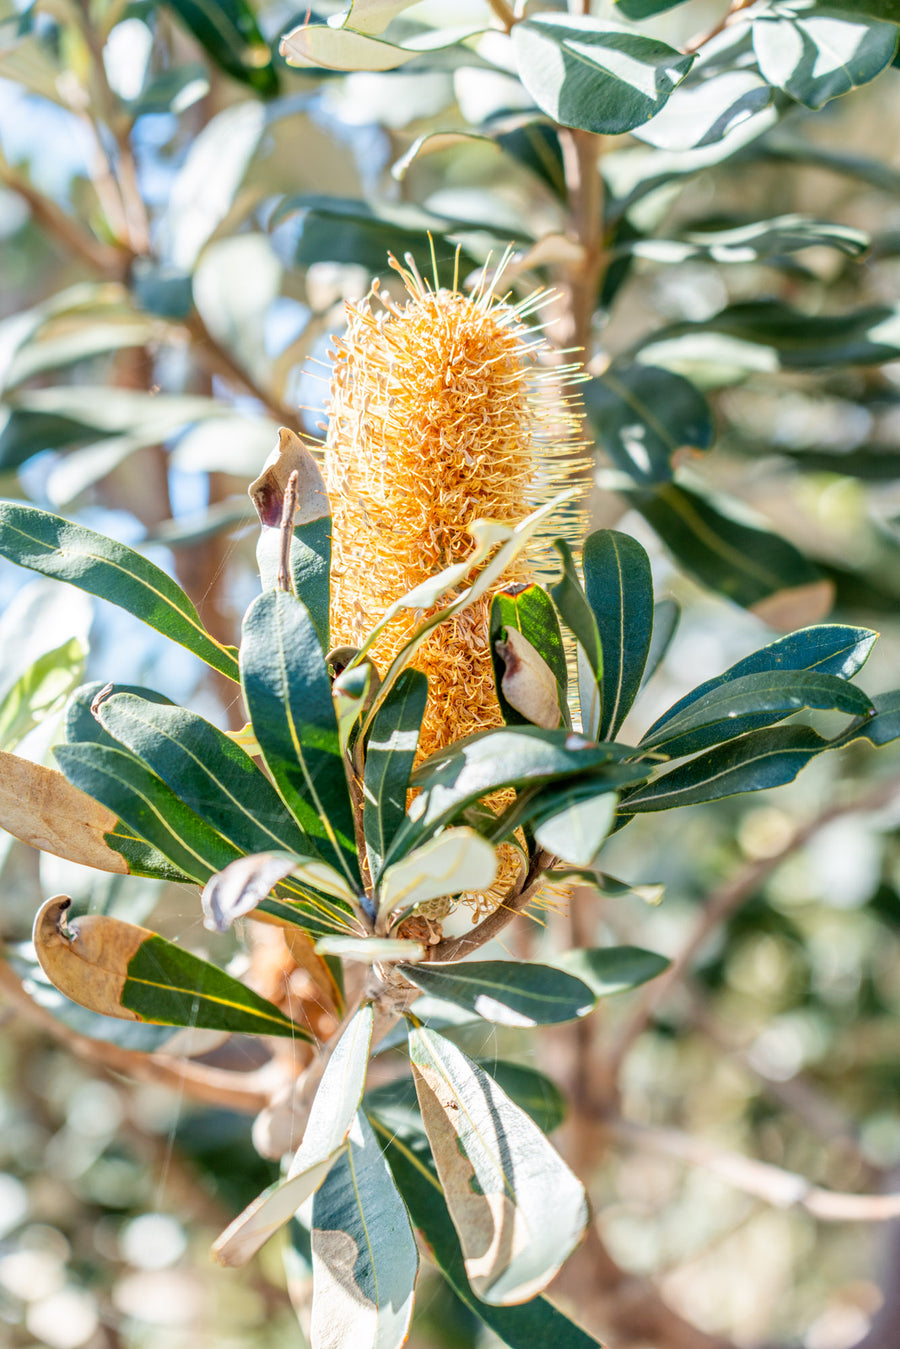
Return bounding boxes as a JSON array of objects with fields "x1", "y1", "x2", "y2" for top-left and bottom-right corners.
[{"x1": 325, "y1": 251, "x2": 587, "y2": 764}]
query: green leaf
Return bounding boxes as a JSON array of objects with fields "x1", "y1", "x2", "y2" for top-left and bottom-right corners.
[
  {"x1": 632, "y1": 69, "x2": 772, "y2": 151},
  {"x1": 367, "y1": 1059, "x2": 568, "y2": 1136},
  {"x1": 584, "y1": 530, "x2": 654, "y2": 739},
  {"x1": 272, "y1": 195, "x2": 484, "y2": 277},
  {"x1": 622, "y1": 724, "x2": 832, "y2": 812},
  {"x1": 0, "y1": 637, "x2": 84, "y2": 752},
  {"x1": 240, "y1": 589, "x2": 359, "y2": 885},
  {"x1": 512, "y1": 15, "x2": 693, "y2": 136},
  {"x1": 836, "y1": 688, "x2": 900, "y2": 747},
  {"x1": 363, "y1": 669, "x2": 428, "y2": 883},
  {"x1": 201, "y1": 851, "x2": 359, "y2": 933},
  {"x1": 643, "y1": 623, "x2": 877, "y2": 741},
  {"x1": 640, "y1": 300, "x2": 900, "y2": 372},
  {"x1": 310, "y1": 1111, "x2": 417, "y2": 1349},
  {"x1": 637, "y1": 669, "x2": 873, "y2": 758},
  {"x1": 0, "y1": 504, "x2": 240, "y2": 682},
  {"x1": 625, "y1": 215, "x2": 869, "y2": 267},
  {"x1": 554, "y1": 945, "x2": 670, "y2": 996},
  {"x1": 394, "y1": 727, "x2": 626, "y2": 861},
  {"x1": 532, "y1": 783, "x2": 619, "y2": 867},
  {"x1": 584, "y1": 363, "x2": 713, "y2": 485},
  {"x1": 643, "y1": 598, "x2": 680, "y2": 688},
  {"x1": 371, "y1": 1121, "x2": 604, "y2": 1348},
  {"x1": 550, "y1": 537, "x2": 603, "y2": 736},
  {"x1": 377, "y1": 828, "x2": 497, "y2": 928},
  {"x1": 620, "y1": 480, "x2": 826, "y2": 613},
  {"x1": 409, "y1": 1027, "x2": 588, "y2": 1304},
  {"x1": 490, "y1": 583, "x2": 568, "y2": 729},
  {"x1": 753, "y1": 4, "x2": 899, "y2": 109},
  {"x1": 213, "y1": 1006, "x2": 373, "y2": 1267},
  {"x1": 400, "y1": 959, "x2": 595, "y2": 1026},
  {"x1": 617, "y1": 0, "x2": 691, "y2": 16},
  {"x1": 96, "y1": 694, "x2": 323, "y2": 862},
  {"x1": 165, "y1": 0, "x2": 278, "y2": 95},
  {"x1": 54, "y1": 742, "x2": 241, "y2": 884},
  {"x1": 33, "y1": 897, "x2": 305, "y2": 1038},
  {"x1": 122, "y1": 935, "x2": 303, "y2": 1036}
]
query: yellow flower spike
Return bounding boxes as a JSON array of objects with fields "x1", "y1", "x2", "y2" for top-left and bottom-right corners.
[{"x1": 325, "y1": 250, "x2": 587, "y2": 918}]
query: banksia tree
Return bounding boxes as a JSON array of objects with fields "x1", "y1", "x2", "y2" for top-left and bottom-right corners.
[{"x1": 326, "y1": 255, "x2": 586, "y2": 762}]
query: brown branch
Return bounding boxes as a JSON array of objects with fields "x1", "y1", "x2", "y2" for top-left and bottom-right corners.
[
  {"x1": 0, "y1": 954, "x2": 275, "y2": 1112},
  {"x1": 683, "y1": 0, "x2": 756, "y2": 54},
  {"x1": 612, "y1": 1119, "x2": 900, "y2": 1222},
  {"x1": 485, "y1": 0, "x2": 517, "y2": 30},
  {"x1": 429, "y1": 849, "x2": 552, "y2": 962},
  {"x1": 606, "y1": 774, "x2": 900, "y2": 1076},
  {"x1": 559, "y1": 127, "x2": 605, "y2": 357},
  {"x1": 186, "y1": 312, "x2": 299, "y2": 427},
  {"x1": 0, "y1": 160, "x2": 124, "y2": 274}
]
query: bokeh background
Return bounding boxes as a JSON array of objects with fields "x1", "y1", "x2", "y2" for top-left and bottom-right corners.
[{"x1": 1, "y1": 1, "x2": 899, "y2": 1346}]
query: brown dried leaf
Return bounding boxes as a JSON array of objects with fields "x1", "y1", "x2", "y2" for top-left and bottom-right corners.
[
  {"x1": 249, "y1": 426, "x2": 329, "y2": 529},
  {"x1": 495, "y1": 627, "x2": 561, "y2": 729},
  {"x1": 33, "y1": 896, "x2": 142, "y2": 1020},
  {"x1": 0, "y1": 750, "x2": 127, "y2": 873}
]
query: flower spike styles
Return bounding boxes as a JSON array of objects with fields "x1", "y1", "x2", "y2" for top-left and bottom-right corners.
[{"x1": 326, "y1": 250, "x2": 588, "y2": 764}]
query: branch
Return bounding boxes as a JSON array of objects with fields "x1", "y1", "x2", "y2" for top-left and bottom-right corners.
[
  {"x1": 683, "y1": 0, "x2": 756, "y2": 54},
  {"x1": 0, "y1": 160, "x2": 124, "y2": 274},
  {"x1": 186, "y1": 313, "x2": 300, "y2": 428},
  {"x1": 429, "y1": 849, "x2": 552, "y2": 962},
  {"x1": 0, "y1": 954, "x2": 276, "y2": 1113},
  {"x1": 485, "y1": 0, "x2": 517, "y2": 30},
  {"x1": 606, "y1": 774, "x2": 900, "y2": 1074},
  {"x1": 612, "y1": 1118, "x2": 900, "y2": 1222}
]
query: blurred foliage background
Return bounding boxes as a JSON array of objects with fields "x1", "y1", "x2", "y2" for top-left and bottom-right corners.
[{"x1": 0, "y1": 0, "x2": 900, "y2": 1346}]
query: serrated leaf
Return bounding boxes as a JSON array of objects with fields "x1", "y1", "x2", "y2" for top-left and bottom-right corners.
[
  {"x1": 638, "y1": 668, "x2": 872, "y2": 758},
  {"x1": 0, "y1": 636, "x2": 84, "y2": 751},
  {"x1": 512, "y1": 14, "x2": 693, "y2": 135},
  {"x1": 532, "y1": 785, "x2": 619, "y2": 867},
  {"x1": 623, "y1": 724, "x2": 832, "y2": 812},
  {"x1": 409, "y1": 1027, "x2": 588, "y2": 1304},
  {"x1": 400, "y1": 959, "x2": 595, "y2": 1026},
  {"x1": 644, "y1": 623, "x2": 877, "y2": 741},
  {"x1": 363, "y1": 669, "x2": 427, "y2": 884},
  {"x1": 371, "y1": 1120, "x2": 603, "y2": 1348},
  {"x1": 753, "y1": 3, "x2": 898, "y2": 109},
  {"x1": 554, "y1": 945, "x2": 670, "y2": 996},
  {"x1": 310, "y1": 1110, "x2": 417, "y2": 1349},
  {"x1": 584, "y1": 530, "x2": 654, "y2": 739},
  {"x1": 620, "y1": 479, "x2": 829, "y2": 617},
  {"x1": 377, "y1": 828, "x2": 497, "y2": 928},
  {"x1": 33, "y1": 896, "x2": 304, "y2": 1037},
  {"x1": 0, "y1": 750, "x2": 127, "y2": 874},
  {"x1": 240, "y1": 589, "x2": 359, "y2": 886},
  {"x1": 0, "y1": 503, "x2": 240, "y2": 681},
  {"x1": 584, "y1": 363, "x2": 714, "y2": 484},
  {"x1": 213, "y1": 1006, "x2": 373, "y2": 1267}
]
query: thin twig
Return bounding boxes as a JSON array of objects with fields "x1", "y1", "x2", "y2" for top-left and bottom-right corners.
[
  {"x1": 277, "y1": 469, "x2": 300, "y2": 592},
  {"x1": 429, "y1": 849, "x2": 551, "y2": 962},
  {"x1": 0, "y1": 160, "x2": 124, "y2": 274},
  {"x1": 683, "y1": 0, "x2": 756, "y2": 54},
  {"x1": 559, "y1": 127, "x2": 605, "y2": 356},
  {"x1": 485, "y1": 0, "x2": 517, "y2": 30},
  {"x1": 612, "y1": 1118, "x2": 900, "y2": 1222},
  {"x1": 186, "y1": 313, "x2": 299, "y2": 427},
  {"x1": 606, "y1": 775, "x2": 900, "y2": 1074},
  {"x1": 0, "y1": 954, "x2": 275, "y2": 1112}
]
